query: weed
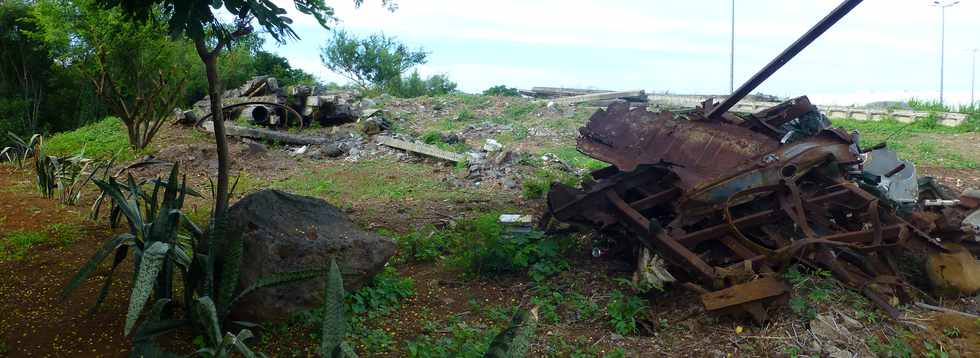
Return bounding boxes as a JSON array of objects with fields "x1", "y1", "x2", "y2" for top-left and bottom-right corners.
[
  {"x1": 47, "y1": 222, "x2": 83, "y2": 245},
  {"x1": 450, "y1": 214, "x2": 570, "y2": 281},
  {"x1": 490, "y1": 102, "x2": 540, "y2": 125},
  {"x1": 922, "y1": 340, "x2": 949, "y2": 358},
  {"x1": 405, "y1": 316, "x2": 499, "y2": 358},
  {"x1": 384, "y1": 226, "x2": 453, "y2": 263},
  {"x1": 784, "y1": 265, "x2": 835, "y2": 320},
  {"x1": 546, "y1": 146, "x2": 607, "y2": 171},
  {"x1": 942, "y1": 326, "x2": 961, "y2": 338},
  {"x1": 566, "y1": 292, "x2": 600, "y2": 322},
  {"x1": 0, "y1": 230, "x2": 51, "y2": 261},
  {"x1": 606, "y1": 290, "x2": 648, "y2": 335},
  {"x1": 456, "y1": 109, "x2": 476, "y2": 122},
  {"x1": 45, "y1": 117, "x2": 135, "y2": 160},
  {"x1": 347, "y1": 267, "x2": 415, "y2": 320},
  {"x1": 522, "y1": 168, "x2": 580, "y2": 200},
  {"x1": 866, "y1": 333, "x2": 913, "y2": 357},
  {"x1": 545, "y1": 334, "x2": 622, "y2": 357},
  {"x1": 530, "y1": 286, "x2": 564, "y2": 324}
]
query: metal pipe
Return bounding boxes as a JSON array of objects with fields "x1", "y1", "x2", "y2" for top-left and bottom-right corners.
[
  {"x1": 729, "y1": 0, "x2": 735, "y2": 94},
  {"x1": 707, "y1": 0, "x2": 864, "y2": 119},
  {"x1": 970, "y1": 48, "x2": 977, "y2": 106}
]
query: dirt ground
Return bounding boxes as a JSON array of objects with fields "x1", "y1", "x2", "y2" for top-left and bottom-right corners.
[{"x1": 2, "y1": 98, "x2": 980, "y2": 357}]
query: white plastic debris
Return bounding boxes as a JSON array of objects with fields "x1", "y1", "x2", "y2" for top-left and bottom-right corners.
[
  {"x1": 498, "y1": 214, "x2": 534, "y2": 224},
  {"x1": 292, "y1": 145, "x2": 308, "y2": 155},
  {"x1": 483, "y1": 139, "x2": 503, "y2": 152}
]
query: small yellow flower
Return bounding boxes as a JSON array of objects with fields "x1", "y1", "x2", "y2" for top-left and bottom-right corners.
[{"x1": 735, "y1": 325, "x2": 744, "y2": 334}]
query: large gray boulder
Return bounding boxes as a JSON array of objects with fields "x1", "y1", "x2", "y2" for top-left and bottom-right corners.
[{"x1": 226, "y1": 189, "x2": 396, "y2": 322}]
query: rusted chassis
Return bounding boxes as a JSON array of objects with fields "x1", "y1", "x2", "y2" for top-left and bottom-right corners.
[{"x1": 542, "y1": 99, "x2": 948, "y2": 322}]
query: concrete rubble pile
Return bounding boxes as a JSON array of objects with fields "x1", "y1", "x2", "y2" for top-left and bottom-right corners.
[
  {"x1": 175, "y1": 76, "x2": 364, "y2": 128},
  {"x1": 540, "y1": 0, "x2": 980, "y2": 323}
]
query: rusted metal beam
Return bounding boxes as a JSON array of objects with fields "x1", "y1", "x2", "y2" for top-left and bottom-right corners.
[{"x1": 706, "y1": 0, "x2": 865, "y2": 119}]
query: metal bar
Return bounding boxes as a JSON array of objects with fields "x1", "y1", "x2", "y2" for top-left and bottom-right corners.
[
  {"x1": 707, "y1": 0, "x2": 864, "y2": 119},
  {"x1": 629, "y1": 187, "x2": 682, "y2": 211}
]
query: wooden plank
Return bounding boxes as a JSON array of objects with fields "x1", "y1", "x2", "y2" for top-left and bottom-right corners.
[
  {"x1": 552, "y1": 90, "x2": 646, "y2": 105},
  {"x1": 701, "y1": 277, "x2": 789, "y2": 311},
  {"x1": 376, "y1": 136, "x2": 465, "y2": 163}
]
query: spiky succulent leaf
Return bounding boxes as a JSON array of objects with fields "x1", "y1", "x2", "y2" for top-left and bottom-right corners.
[
  {"x1": 321, "y1": 259, "x2": 345, "y2": 357},
  {"x1": 192, "y1": 296, "x2": 222, "y2": 348},
  {"x1": 229, "y1": 329, "x2": 259, "y2": 358},
  {"x1": 216, "y1": 219, "x2": 243, "y2": 318},
  {"x1": 227, "y1": 268, "x2": 328, "y2": 312},
  {"x1": 93, "y1": 177, "x2": 144, "y2": 238},
  {"x1": 62, "y1": 234, "x2": 135, "y2": 300},
  {"x1": 125, "y1": 241, "x2": 171, "y2": 335},
  {"x1": 483, "y1": 307, "x2": 539, "y2": 358}
]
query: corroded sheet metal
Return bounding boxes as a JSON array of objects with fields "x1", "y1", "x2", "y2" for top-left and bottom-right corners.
[{"x1": 577, "y1": 102, "x2": 778, "y2": 186}]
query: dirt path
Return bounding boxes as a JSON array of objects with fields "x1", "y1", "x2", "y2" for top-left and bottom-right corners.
[{"x1": 0, "y1": 166, "x2": 131, "y2": 357}]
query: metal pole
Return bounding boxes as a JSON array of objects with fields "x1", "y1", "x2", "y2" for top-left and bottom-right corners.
[
  {"x1": 707, "y1": 0, "x2": 864, "y2": 119},
  {"x1": 729, "y1": 0, "x2": 735, "y2": 94},
  {"x1": 939, "y1": 7, "x2": 945, "y2": 105},
  {"x1": 970, "y1": 48, "x2": 977, "y2": 106}
]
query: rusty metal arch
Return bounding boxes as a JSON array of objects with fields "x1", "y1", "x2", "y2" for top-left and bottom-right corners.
[{"x1": 194, "y1": 101, "x2": 305, "y2": 130}]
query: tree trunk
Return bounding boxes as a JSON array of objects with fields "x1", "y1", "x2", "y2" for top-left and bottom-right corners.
[{"x1": 197, "y1": 38, "x2": 230, "y2": 215}]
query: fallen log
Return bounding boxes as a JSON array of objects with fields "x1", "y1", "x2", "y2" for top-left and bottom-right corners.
[
  {"x1": 376, "y1": 135, "x2": 464, "y2": 163},
  {"x1": 552, "y1": 90, "x2": 646, "y2": 105},
  {"x1": 201, "y1": 121, "x2": 329, "y2": 145}
]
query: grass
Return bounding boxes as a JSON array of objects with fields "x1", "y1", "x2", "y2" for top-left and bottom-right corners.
[
  {"x1": 0, "y1": 230, "x2": 51, "y2": 261},
  {"x1": 831, "y1": 117, "x2": 978, "y2": 169},
  {"x1": 45, "y1": 117, "x2": 136, "y2": 161},
  {"x1": 273, "y1": 159, "x2": 475, "y2": 203}
]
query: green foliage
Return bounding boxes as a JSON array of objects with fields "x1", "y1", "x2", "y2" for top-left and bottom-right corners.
[
  {"x1": 33, "y1": 0, "x2": 194, "y2": 151},
  {"x1": 522, "y1": 168, "x2": 580, "y2": 200},
  {"x1": 347, "y1": 267, "x2": 415, "y2": 319},
  {"x1": 45, "y1": 117, "x2": 133, "y2": 160},
  {"x1": 126, "y1": 241, "x2": 170, "y2": 334},
  {"x1": 830, "y1": 117, "x2": 977, "y2": 169},
  {"x1": 406, "y1": 316, "x2": 499, "y2": 358},
  {"x1": 386, "y1": 225, "x2": 454, "y2": 263},
  {"x1": 0, "y1": 230, "x2": 51, "y2": 261},
  {"x1": 450, "y1": 214, "x2": 570, "y2": 281},
  {"x1": 783, "y1": 265, "x2": 834, "y2": 320},
  {"x1": 483, "y1": 85, "x2": 521, "y2": 97},
  {"x1": 321, "y1": 30, "x2": 428, "y2": 92},
  {"x1": 922, "y1": 340, "x2": 949, "y2": 358},
  {"x1": 0, "y1": 0, "x2": 57, "y2": 138},
  {"x1": 393, "y1": 71, "x2": 458, "y2": 98},
  {"x1": 0, "y1": 132, "x2": 40, "y2": 168},
  {"x1": 254, "y1": 51, "x2": 318, "y2": 87},
  {"x1": 606, "y1": 290, "x2": 648, "y2": 335}
]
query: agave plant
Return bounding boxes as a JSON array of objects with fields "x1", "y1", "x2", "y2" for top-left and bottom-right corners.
[
  {"x1": 0, "y1": 132, "x2": 41, "y2": 169},
  {"x1": 62, "y1": 163, "x2": 195, "y2": 315}
]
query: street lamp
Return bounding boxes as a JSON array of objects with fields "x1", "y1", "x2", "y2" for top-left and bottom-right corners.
[
  {"x1": 931, "y1": 0, "x2": 959, "y2": 105},
  {"x1": 968, "y1": 48, "x2": 978, "y2": 107},
  {"x1": 729, "y1": 0, "x2": 735, "y2": 94}
]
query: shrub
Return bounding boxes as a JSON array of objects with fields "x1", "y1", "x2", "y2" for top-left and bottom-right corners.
[
  {"x1": 606, "y1": 291, "x2": 648, "y2": 335},
  {"x1": 451, "y1": 214, "x2": 570, "y2": 282},
  {"x1": 482, "y1": 85, "x2": 520, "y2": 97}
]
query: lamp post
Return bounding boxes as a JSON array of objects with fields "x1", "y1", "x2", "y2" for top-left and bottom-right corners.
[
  {"x1": 931, "y1": 0, "x2": 959, "y2": 105},
  {"x1": 969, "y1": 48, "x2": 978, "y2": 106},
  {"x1": 729, "y1": 0, "x2": 735, "y2": 94}
]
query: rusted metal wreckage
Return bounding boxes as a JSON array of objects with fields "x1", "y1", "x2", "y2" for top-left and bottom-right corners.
[{"x1": 541, "y1": 0, "x2": 980, "y2": 322}]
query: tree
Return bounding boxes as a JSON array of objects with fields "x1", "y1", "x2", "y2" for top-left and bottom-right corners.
[
  {"x1": 320, "y1": 30, "x2": 427, "y2": 92},
  {"x1": 0, "y1": 0, "x2": 52, "y2": 139},
  {"x1": 99, "y1": 0, "x2": 391, "y2": 216},
  {"x1": 393, "y1": 70, "x2": 457, "y2": 98},
  {"x1": 32, "y1": 0, "x2": 195, "y2": 151},
  {"x1": 255, "y1": 51, "x2": 319, "y2": 87},
  {"x1": 483, "y1": 85, "x2": 520, "y2": 97}
]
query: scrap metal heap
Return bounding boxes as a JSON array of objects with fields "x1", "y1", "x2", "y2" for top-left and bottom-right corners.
[{"x1": 541, "y1": 97, "x2": 980, "y2": 322}]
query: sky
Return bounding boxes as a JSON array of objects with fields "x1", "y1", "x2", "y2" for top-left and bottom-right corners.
[{"x1": 262, "y1": 0, "x2": 980, "y2": 106}]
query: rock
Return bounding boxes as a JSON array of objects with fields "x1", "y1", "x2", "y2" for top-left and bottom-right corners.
[
  {"x1": 243, "y1": 140, "x2": 268, "y2": 157},
  {"x1": 362, "y1": 117, "x2": 388, "y2": 135},
  {"x1": 324, "y1": 143, "x2": 345, "y2": 158},
  {"x1": 483, "y1": 139, "x2": 503, "y2": 152},
  {"x1": 227, "y1": 190, "x2": 397, "y2": 322},
  {"x1": 502, "y1": 177, "x2": 518, "y2": 190},
  {"x1": 441, "y1": 133, "x2": 460, "y2": 144},
  {"x1": 493, "y1": 151, "x2": 513, "y2": 166},
  {"x1": 926, "y1": 243, "x2": 980, "y2": 296}
]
